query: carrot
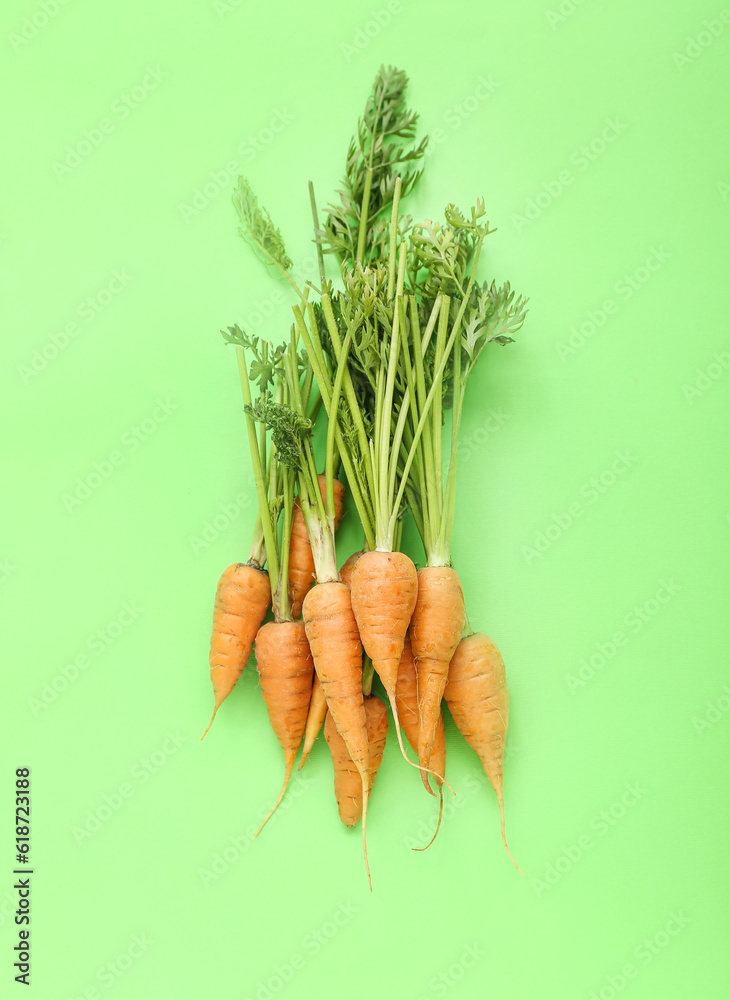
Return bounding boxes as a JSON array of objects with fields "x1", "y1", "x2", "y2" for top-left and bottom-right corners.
[
  {"x1": 289, "y1": 475, "x2": 345, "y2": 619},
  {"x1": 297, "y1": 673, "x2": 327, "y2": 770},
  {"x1": 395, "y1": 636, "x2": 446, "y2": 848},
  {"x1": 324, "y1": 694, "x2": 388, "y2": 827},
  {"x1": 339, "y1": 549, "x2": 364, "y2": 589},
  {"x1": 396, "y1": 636, "x2": 446, "y2": 782},
  {"x1": 303, "y1": 580, "x2": 371, "y2": 886},
  {"x1": 410, "y1": 565, "x2": 465, "y2": 791},
  {"x1": 202, "y1": 561, "x2": 271, "y2": 738},
  {"x1": 298, "y1": 547, "x2": 363, "y2": 770},
  {"x1": 349, "y1": 550, "x2": 420, "y2": 767},
  {"x1": 252, "y1": 619, "x2": 314, "y2": 834},
  {"x1": 444, "y1": 631, "x2": 521, "y2": 871}
]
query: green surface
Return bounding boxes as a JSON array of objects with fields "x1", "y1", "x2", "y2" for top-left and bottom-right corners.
[{"x1": 2, "y1": 0, "x2": 729, "y2": 997}]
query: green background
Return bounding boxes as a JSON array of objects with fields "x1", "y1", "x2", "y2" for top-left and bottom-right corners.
[{"x1": 2, "y1": 0, "x2": 729, "y2": 996}]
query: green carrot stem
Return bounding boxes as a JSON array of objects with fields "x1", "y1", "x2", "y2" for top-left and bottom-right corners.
[
  {"x1": 325, "y1": 328, "x2": 354, "y2": 524},
  {"x1": 306, "y1": 385, "x2": 322, "y2": 424},
  {"x1": 319, "y1": 295, "x2": 376, "y2": 501},
  {"x1": 303, "y1": 302, "x2": 332, "y2": 399},
  {"x1": 376, "y1": 242, "x2": 407, "y2": 548},
  {"x1": 301, "y1": 363, "x2": 315, "y2": 415},
  {"x1": 287, "y1": 333, "x2": 329, "y2": 535},
  {"x1": 432, "y1": 296, "x2": 450, "y2": 507},
  {"x1": 387, "y1": 296, "x2": 412, "y2": 521},
  {"x1": 401, "y1": 301, "x2": 432, "y2": 557},
  {"x1": 308, "y1": 180, "x2": 327, "y2": 289},
  {"x1": 409, "y1": 294, "x2": 441, "y2": 542},
  {"x1": 356, "y1": 166, "x2": 373, "y2": 264},
  {"x1": 266, "y1": 370, "x2": 280, "y2": 523},
  {"x1": 236, "y1": 346, "x2": 279, "y2": 592},
  {"x1": 247, "y1": 513, "x2": 266, "y2": 569},
  {"x1": 419, "y1": 295, "x2": 442, "y2": 356},
  {"x1": 292, "y1": 304, "x2": 376, "y2": 548},
  {"x1": 418, "y1": 233, "x2": 487, "y2": 563},
  {"x1": 437, "y1": 326, "x2": 464, "y2": 560},
  {"x1": 276, "y1": 467, "x2": 295, "y2": 622},
  {"x1": 387, "y1": 177, "x2": 402, "y2": 300}
]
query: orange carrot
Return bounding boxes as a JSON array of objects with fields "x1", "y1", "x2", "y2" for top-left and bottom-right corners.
[
  {"x1": 297, "y1": 673, "x2": 327, "y2": 770},
  {"x1": 252, "y1": 619, "x2": 314, "y2": 834},
  {"x1": 203, "y1": 562, "x2": 271, "y2": 738},
  {"x1": 410, "y1": 566, "x2": 465, "y2": 791},
  {"x1": 396, "y1": 637, "x2": 446, "y2": 784},
  {"x1": 324, "y1": 694, "x2": 388, "y2": 827},
  {"x1": 444, "y1": 631, "x2": 521, "y2": 871},
  {"x1": 254, "y1": 622, "x2": 314, "y2": 836},
  {"x1": 289, "y1": 475, "x2": 345, "y2": 619},
  {"x1": 303, "y1": 580, "x2": 371, "y2": 886},
  {"x1": 350, "y1": 550, "x2": 419, "y2": 769},
  {"x1": 339, "y1": 549, "x2": 364, "y2": 589},
  {"x1": 298, "y1": 547, "x2": 363, "y2": 770},
  {"x1": 396, "y1": 636, "x2": 446, "y2": 848}
]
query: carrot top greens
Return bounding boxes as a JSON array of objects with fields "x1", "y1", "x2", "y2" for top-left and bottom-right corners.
[
  {"x1": 226, "y1": 62, "x2": 527, "y2": 570},
  {"x1": 323, "y1": 65, "x2": 427, "y2": 267}
]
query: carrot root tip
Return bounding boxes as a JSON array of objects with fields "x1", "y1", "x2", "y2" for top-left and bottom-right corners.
[
  {"x1": 253, "y1": 754, "x2": 296, "y2": 839},
  {"x1": 200, "y1": 704, "x2": 220, "y2": 741},
  {"x1": 497, "y1": 790, "x2": 523, "y2": 874},
  {"x1": 412, "y1": 784, "x2": 444, "y2": 852},
  {"x1": 386, "y1": 691, "x2": 447, "y2": 797},
  {"x1": 361, "y1": 771, "x2": 372, "y2": 892}
]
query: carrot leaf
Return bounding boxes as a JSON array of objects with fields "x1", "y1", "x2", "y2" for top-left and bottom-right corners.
[
  {"x1": 233, "y1": 177, "x2": 292, "y2": 272},
  {"x1": 323, "y1": 64, "x2": 427, "y2": 266},
  {"x1": 244, "y1": 398, "x2": 312, "y2": 470}
]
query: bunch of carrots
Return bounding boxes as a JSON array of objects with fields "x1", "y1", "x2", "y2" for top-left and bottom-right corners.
[{"x1": 201, "y1": 66, "x2": 528, "y2": 888}]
